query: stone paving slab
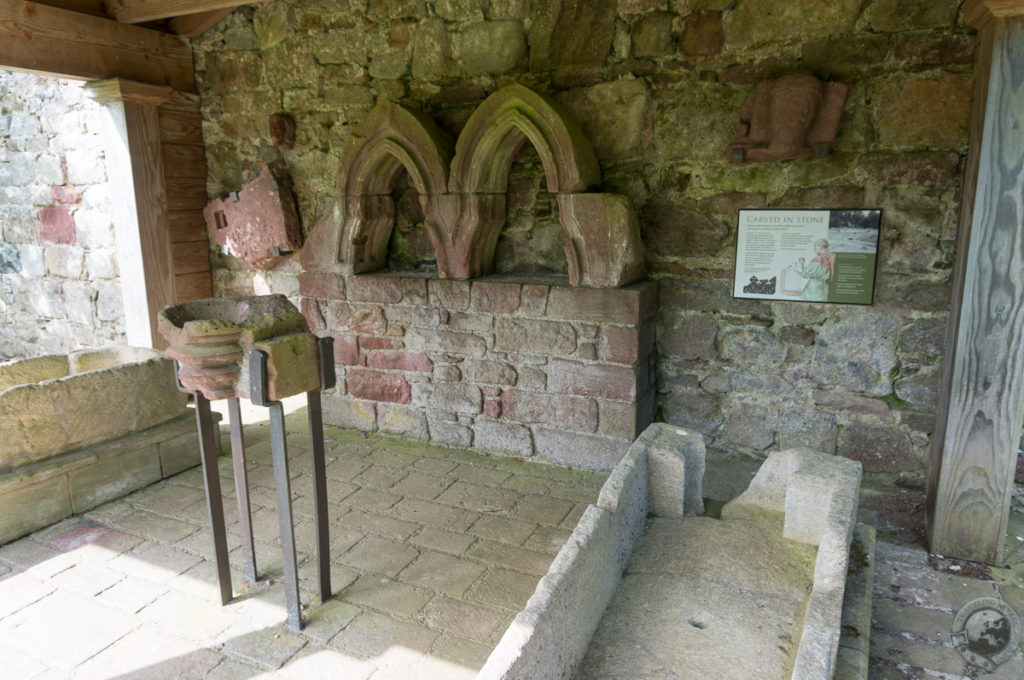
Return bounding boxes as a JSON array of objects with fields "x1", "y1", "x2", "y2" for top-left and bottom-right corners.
[{"x1": 0, "y1": 413, "x2": 605, "y2": 679}]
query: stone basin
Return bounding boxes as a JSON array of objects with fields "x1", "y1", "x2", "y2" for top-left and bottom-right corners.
[
  {"x1": 158, "y1": 294, "x2": 321, "y2": 402},
  {"x1": 479, "y1": 424, "x2": 865, "y2": 680}
]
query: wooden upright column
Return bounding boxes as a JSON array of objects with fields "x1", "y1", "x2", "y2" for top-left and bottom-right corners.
[
  {"x1": 926, "y1": 1, "x2": 1024, "y2": 564},
  {"x1": 87, "y1": 79, "x2": 174, "y2": 349}
]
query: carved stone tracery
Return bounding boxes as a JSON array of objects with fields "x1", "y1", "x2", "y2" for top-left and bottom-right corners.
[{"x1": 301, "y1": 84, "x2": 645, "y2": 288}]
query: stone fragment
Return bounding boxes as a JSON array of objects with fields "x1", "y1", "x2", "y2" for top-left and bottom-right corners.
[
  {"x1": 463, "y1": 359, "x2": 517, "y2": 385},
  {"x1": 474, "y1": 419, "x2": 533, "y2": 457},
  {"x1": 457, "y1": 21, "x2": 527, "y2": 75},
  {"x1": 635, "y1": 422, "x2": 706, "y2": 517},
  {"x1": 348, "y1": 369, "x2": 411, "y2": 403},
  {"x1": 495, "y1": 318, "x2": 576, "y2": 355},
  {"x1": 632, "y1": 12, "x2": 676, "y2": 57},
  {"x1": 838, "y1": 422, "x2": 916, "y2": 472},
  {"x1": 861, "y1": 0, "x2": 959, "y2": 32},
  {"x1": 808, "y1": 311, "x2": 898, "y2": 396},
  {"x1": 642, "y1": 198, "x2": 727, "y2": 258},
  {"x1": 529, "y1": 0, "x2": 617, "y2": 70},
  {"x1": 720, "y1": 402, "x2": 775, "y2": 451},
  {"x1": 548, "y1": 359, "x2": 642, "y2": 401},
  {"x1": 366, "y1": 350, "x2": 433, "y2": 372},
  {"x1": 534, "y1": 428, "x2": 630, "y2": 469},
  {"x1": 413, "y1": 383, "x2": 482, "y2": 414},
  {"x1": 899, "y1": 317, "x2": 946, "y2": 356},
  {"x1": 269, "y1": 113, "x2": 295, "y2": 150},
  {"x1": 718, "y1": 326, "x2": 786, "y2": 369},
  {"x1": 727, "y1": 0, "x2": 863, "y2": 48},
  {"x1": 657, "y1": 311, "x2": 716, "y2": 360},
  {"x1": 778, "y1": 408, "x2": 838, "y2": 453},
  {"x1": 874, "y1": 73, "x2": 971, "y2": 149},
  {"x1": 412, "y1": 19, "x2": 459, "y2": 78},
  {"x1": 38, "y1": 206, "x2": 76, "y2": 244},
  {"x1": 501, "y1": 390, "x2": 598, "y2": 432},
  {"x1": 204, "y1": 163, "x2": 302, "y2": 270},
  {"x1": 51, "y1": 185, "x2": 81, "y2": 205}
]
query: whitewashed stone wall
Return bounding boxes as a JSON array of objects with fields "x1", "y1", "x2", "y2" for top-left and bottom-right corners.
[{"x1": 0, "y1": 71, "x2": 125, "y2": 360}]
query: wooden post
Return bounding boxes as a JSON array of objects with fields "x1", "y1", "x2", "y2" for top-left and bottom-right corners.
[
  {"x1": 86, "y1": 79, "x2": 174, "y2": 350},
  {"x1": 926, "y1": 1, "x2": 1024, "y2": 564}
]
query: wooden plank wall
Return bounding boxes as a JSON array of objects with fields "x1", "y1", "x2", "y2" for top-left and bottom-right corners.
[{"x1": 158, "y1": 91, "x2": 213, "y2": 301}]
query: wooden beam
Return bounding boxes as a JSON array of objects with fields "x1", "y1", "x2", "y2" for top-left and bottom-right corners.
[
  {"x1": 926, "y1": 15, "x2": 1024, "y2": 563},
  {"x1": 87, "y1": 78, "x2": 176, "y2": 349},
  {"x1": 27, "y1": 0, "x2": 107, "y2": 17},
  {"x1": 105, "y1": 0, "x2": 259, "y2": 23},
  {"x1": 167, "y1": 6, "x2": 233, "y2": 36},
  {"x1": 964, "y1": 0, "x2": 1024, "y2": 28},
  {"x1": 0, "y1": 1, "x2": 195, "y2": 92}
]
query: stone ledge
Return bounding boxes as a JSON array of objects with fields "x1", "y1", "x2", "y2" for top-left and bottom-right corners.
[{"x1": 0, "y1": 410, "x2": 216, "y2": 544}]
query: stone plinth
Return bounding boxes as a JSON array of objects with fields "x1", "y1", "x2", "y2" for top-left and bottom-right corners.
[{"x1": 301, "y1": 273, "x2": 657, "y2": 469}]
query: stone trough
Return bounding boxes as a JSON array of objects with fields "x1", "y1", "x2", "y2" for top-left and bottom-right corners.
[
  {"x1": 0, "y1": 346, "x2": 205, "y2": 544},
  {"x1": 478, "y1": 423, "x2": 871, "y2": 680}
]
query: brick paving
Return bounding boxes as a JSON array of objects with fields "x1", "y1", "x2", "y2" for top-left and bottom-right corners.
[
  {"x1": 0, "y1": 409, "x2": 604, "y2": 679},
  {"x1": 3, "y1": 406, "x2": 1024, "y2": 679}
]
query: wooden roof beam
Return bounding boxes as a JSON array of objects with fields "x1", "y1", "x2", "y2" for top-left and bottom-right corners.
[
  {"x1": 104, "y1": 0, "x2": 261, "y2": 24},
  {"x1": 167, "y1": 6, "x2": 234, "y2": 36},
  {"x1": 0, "y1": 1, "x2": 195, "y2": 92}
]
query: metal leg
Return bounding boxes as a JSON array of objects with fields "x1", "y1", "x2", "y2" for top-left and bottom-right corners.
[
  {"x1": 195, "y1": 393, "x2": 233, "y2": 606},
  {"x1": 228, "y1": 397, "x2": 257, "y2": 583},
  {"x1": 268, "y1": 400, "x2": 302, "y2": 630},
  {"x1": 307, "y1": 389, "x2": 331, "y2": 602}
]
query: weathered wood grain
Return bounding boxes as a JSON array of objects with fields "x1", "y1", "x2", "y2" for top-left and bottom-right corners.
[
  {"x1": 166, "y1": 176, "x2": 208, "y2": 211},
  {"x1": 167, "y1": 6, "x2": 234, "y2": 35},
  {"x1": 172, "y1": 240, "x2": 212, "y2": 275},
  {"x1": 0, "y1": 1, "x2": 194, "y2": 92},
  {"x1": 175, "y1": 271, "x2": 214, "y2": 301},
  {"x1": 168, "y1": 210, "x2": 207, "y2": 243},
  {"x1": 105, "y1": 0, "x2": 262, "y2": 23},
  {"x1": 158, "y1": 107, "x2": 203, "y2": 145},
  {"x1": 927, "y1": 16, "x2": 1024, "y2": 563},
  {"x1": 162, "y1": 144, "x2": 206, "y2": 179}
]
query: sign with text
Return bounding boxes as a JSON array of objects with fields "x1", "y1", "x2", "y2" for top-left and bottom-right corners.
[{"x1": 733, "y1": 209, "x2": 882, "y2": 305}]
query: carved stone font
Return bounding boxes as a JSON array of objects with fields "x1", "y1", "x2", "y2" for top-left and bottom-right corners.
[
  {"x1": 158, "y1": 295, "x2": 321, "y2": 402},
  {"x1": 204, "y1": 162, "x2": 303, "y2": 270},
  {"x1": 728, "y1": 73, "x2": 849, "y2": 162},
  {"x1": 302, "y1": 84, "x2": 645, "y2": 288}
]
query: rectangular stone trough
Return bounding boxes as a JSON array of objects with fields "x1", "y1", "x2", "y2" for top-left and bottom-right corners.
[
  {"x1": 478, "y1": 423, "x2": 870, "y2": 680},
  {"x1": 0, "y1": 346, "x2": 208, "y2": 544}
]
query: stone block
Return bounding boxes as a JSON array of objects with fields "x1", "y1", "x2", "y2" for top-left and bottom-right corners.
[
  {"x1": 347, "y1": 275, "x2": 405, "y2": 303},
  {"x1": 333, "y1": 334, "x2": 361, "y2": 366},
  {"x1": 37, "y1": 205, "x2": 76, "y2": 245},
  {"x1": 298, "y1": 272, "x2": 346, "y2": 299},
  {"x1": 473, "y1": 419, "x2": 533, "y2": 457},
  {"x1": 679, "y1": 11, "x2": 724, "y2": 56},
  {"x1": 471, "y1": 280, "x2": 521, "y2": 313},
  {"x1": 377, "y1": 403, "x2": 429, "y2": 438},
  {"x1": 838, "y1": 422, "x2": 916, "y2": 472},
  {"x1": 427, "y1": 415, "x2": 474, "y2": 447},
  {"x1": 0, "y1": 475, "x2": 71, "y2": 544},
  {"x1": 484, "y1": 398, "x2": 501, "y2": 418},
  {"x1": 447, "y1": 311, "x2": 494, "y2": 333},
  {"x1": 784, "y1": 472, "x2": 835, "y2": 546},
  {"x1": 70, "y1": 445, "x2": 162, "y2": 513},
  {"x1": 558, "y1": 194, "x2": 646, "y2": 288},
  {"x1": 548, "y1": 358, "x2": 640, "y2": 401},
  {"x1": 598, "y1": 390, "x2": 655, "y2": 440},
  {"x1": 873, "y1": 73, "x2": 971, "y2": 149},
  {"x1": 556, "y1": 79, "x2": 650, "y2": 161},
  {"x1": 0, "y1": 243, "x2": 21, "y2": 273},
  {"x1": 657, "y1": 310, "x2": 718, "y2": 360},
  {"x1": 463, "y1": 359, "x2": 517, "y2": 385},
  {"x1": 347, "y1": 369, "x2": 411, "y2": 403},
  {"x1": 428, "y1": 278, "x2": 471, "y2": 310},
  {"x1": 642, "y1": 198, "x2": 728, "y2": 259},
  {"x1": 405, "y1": 327, "x2": 488, "y2": 356},
  {"x1": 547, "y1": 282, "x2": 656, "y2": 325},
  {"x1": 501, "y1": 389, "x2": 598, "y2": 432},
  {"x1": 412, "y1": 382, "x2": 482, "y2": 414},
  {"x1": 599, "y1": 321, "x2": 654, "y2": 365},
  {"x1": 322, "y1": 394, "x2": 377, "y2": 431},
  {"x1": 495, "y1": 317, "x2": 577, "y2": 355},
  {"x1": 457, "y1": 20, "x2": 527, "y2": 75},
  {"x1": 529, "y1": 0, "x2": 616, "y2": 70},
  {"x1": 319, "y1": 301, "x2": 387, "y2": 335},
  {"x1": 158, "y1": 430, "x2": 202, "y2": 477},
  {"x1": 533, "y1": 428, "x2": 630, "y2": 470},
  {"x1": 596, "y1": 443, "x2": 647, "y2": 517},
  {"x1": 366, "y1": 350, "x2": 433, "y2": 372},
  {"x1": 727, "y1": 0, "x2": 863, "y2": 48}
]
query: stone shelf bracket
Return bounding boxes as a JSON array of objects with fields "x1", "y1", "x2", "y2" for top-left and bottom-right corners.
[
  {"x1": 302, "y1": 84, "x2": 645, "y2": 288},
  {"x1": 160, "y1": 295, "x2": 335, "y2": 630}
]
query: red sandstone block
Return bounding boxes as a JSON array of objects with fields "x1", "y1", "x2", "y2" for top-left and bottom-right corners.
[
  {"x1": 547, "y1": 358, "x2": 640, "y2": 401},
  {"x1": 495, "y1": 318, "x2": 577, "y2": 355},
  {"x1": 600, "y1": 320, "x2": 655, "y2": 365},
  {"x1": 301, "y1": 298, "x2": 326, "y2": 331},
  {"x1": 367, "y1": 350, "x2": 433, "y2": 372},
  {"x1": 484, "y1": 398, "x2": 501, "y2": 418},
  {"x1": 358, "y1": 336, "x2": 396, "y2": 351},
  {"x1": 481, "y1": 386, "x2": 502, "y2": 397},
  {"x1": 471, "y1": 281, "x2": 521, "y2": 314},
  {"x1": 598, "y1": 390, "x2": 656, "y2": 439},
  {"x1": 501, "y1": 389, "x2": 598, "y2": 433},
  {"x1": 428, "y1": 278, "x2": 471, "y2": 310},
  {"x1": 347, "y1": 369, "x2": 411, "y2": 403},
  {"x1": 299, "y1": 272, "x2": 346, "y2": 299},
  {"x1": 400, "y1": 277, "x2": 428, "y2": 304},
  {"x1": 518, "y1": 284, "x2": 549, "y2": 317},
  {"x1": 334, "y1": 335, "x2": 361, "y2": 366},
  {"x1": 321, "y1": 301, "x2": 387, "y2": 335},
  {"x1": 38, "y1": 206, "x2": 76, "y2": 244},
  {"x1": 348, "y1": 275, "x2": 404, "y2": 303},
  {"x1": 547, "y1": 282, "x2": 657, "y2": 325}
]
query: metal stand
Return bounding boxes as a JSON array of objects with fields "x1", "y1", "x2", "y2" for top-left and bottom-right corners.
[{"x1": 176, "y1": 336, "x2": 335, "y2": 631}]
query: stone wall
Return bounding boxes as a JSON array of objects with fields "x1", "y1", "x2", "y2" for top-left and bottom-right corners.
[
  {"x1": 193, "y1": 0, "x2": 973, "y2": 472},
  {"x1": 0, "y1": 71, "x2": 125, "y2": 360}
]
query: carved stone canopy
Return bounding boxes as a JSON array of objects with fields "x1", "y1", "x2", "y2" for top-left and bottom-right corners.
[
  {"x1": 302, "y1": 84, "x2": 645, "y2": 288},
  {"x1": 728, "y1": 73, "x2": 850, "y2": 163}
]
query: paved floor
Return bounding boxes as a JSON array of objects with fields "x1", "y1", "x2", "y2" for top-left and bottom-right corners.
[{"x1": 1, "y1": 406, "x2": 1024, "y2": 679}]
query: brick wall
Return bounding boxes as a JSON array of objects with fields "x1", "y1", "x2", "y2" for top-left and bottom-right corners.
[{"x1": 301, "y1": 272, "x2": 657, "y2": 469}]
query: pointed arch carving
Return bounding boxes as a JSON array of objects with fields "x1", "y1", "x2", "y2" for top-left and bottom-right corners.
[
  {"x1": 449, "y1": 84, "x2": 600, "y2": 195},
  {"x1": 302, "y1": 85, "x2": 644, "y2": 287},
  {"x1": 302, "y1": 101, "x2": 453, "y2": 275}
]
